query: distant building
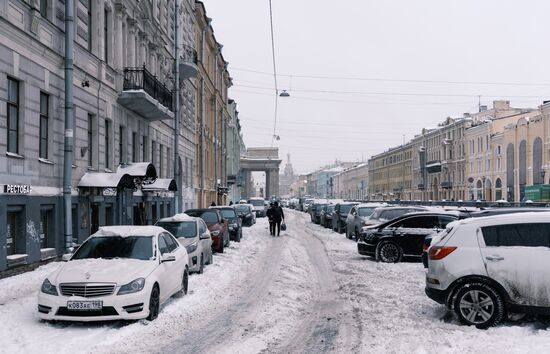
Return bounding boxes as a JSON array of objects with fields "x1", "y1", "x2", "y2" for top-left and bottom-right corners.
[{"x1": 279, "y1": 154, "x2": 296, "y2": 197}]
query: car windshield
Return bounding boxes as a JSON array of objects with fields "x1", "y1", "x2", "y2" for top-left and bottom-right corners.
[
  {"x1": 249, "y1": 200, "x2": 264, "y2": 206},
  {"x1": 339, "y1": 204, "x2": 354, "y2": 214},
  {"x1": 72, "y1": 236, "x2": 153, "y2": 260},
  {"x1": 326, "y1": 205, "x2": 335, "y2": 212},
  {"x1": 156, "y1": 221, "x2": 197, "y2": 238},
  {"x1": 358, "y1": 207, "x2": 376, "y2": 217},
  {"x1": 219, "y1": 209, "x2": 237, "y2": 218}
]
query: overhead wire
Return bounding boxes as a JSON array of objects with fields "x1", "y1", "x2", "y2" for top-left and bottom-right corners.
[{"x1": 229, "y1": 66, "x2": 550, "y2": 87}]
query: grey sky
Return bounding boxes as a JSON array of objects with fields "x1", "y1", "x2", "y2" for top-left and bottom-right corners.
[{"x1": 204, "y1": 0, "x2": 550, "y2": 174}]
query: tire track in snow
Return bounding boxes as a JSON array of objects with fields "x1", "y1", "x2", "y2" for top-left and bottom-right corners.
[{"x1": 268, "y1": 210, "x2": 361, "y2": 354}]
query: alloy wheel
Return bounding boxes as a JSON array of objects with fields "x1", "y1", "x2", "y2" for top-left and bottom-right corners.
[{"x1": 458, "y1": 289, "x2": 495, "y2": 324}]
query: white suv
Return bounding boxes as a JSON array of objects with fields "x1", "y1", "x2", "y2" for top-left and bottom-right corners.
[{"x1": 425, "y1": 212, "x2": 550, "y2": 328}]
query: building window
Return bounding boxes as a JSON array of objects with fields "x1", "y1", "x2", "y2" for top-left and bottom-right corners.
[
  {"x1": 119, "y1": 125, "x2": 126, "y2": 164},
  {"x1": 87, "y1": 0, "x2": 93, "y2": 51},
  {"x1": 142, "y1": 136, "x2": 148, "y2": 163},
  {"x1": 6, "y1": 209, "x2": 24, "y2": 256},
  {"x1": 40, "y1": 0, "x2": 49, "y2": 18},
  {"x1": 151, "y1": 140, "x2": 157, "y2": 166},
  {"x1": 39, "y1": 92, "x2": 49, "y2": 159},
  {"x1": 7, "y1": 78, "x2": 19, "y2": 154},
  {"x1": 159, "y1": 144, "x2": 164, "y2": 178},
  {"x1": 39, "y1": 209, "x2": 53, "y2": 249},
  {"x1": 104, "y1": 8, "x2": 110, "y2": 63},
  {"x1": 105, "y1": 119, "x2": 112, "y2": 169},
  {"x1": 87, "y1": 114, "x2": 95, "y2": 167},
  {"x1": 132, "y1": 132, "x2": 138, "y2": 162}
]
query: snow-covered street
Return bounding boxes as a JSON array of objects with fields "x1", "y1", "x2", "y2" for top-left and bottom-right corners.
[{"x1": 1, "y1": 210, "x2": 550, "y2": 354}]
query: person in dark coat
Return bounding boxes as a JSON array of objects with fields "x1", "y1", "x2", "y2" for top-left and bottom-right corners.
[
  {"x1": 266, "y1": 202, "x2": 275, "y2": 236},
  {"x1": 271, "y1": 201, "x2": 285, "y2": 236}
]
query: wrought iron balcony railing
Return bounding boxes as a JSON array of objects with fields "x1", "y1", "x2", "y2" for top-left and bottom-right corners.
[{"x1": 123, "y1": 66, "x2": 173, "y2": 111}]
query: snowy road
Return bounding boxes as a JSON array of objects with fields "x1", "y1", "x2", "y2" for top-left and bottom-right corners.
[{"x1": 1, "y1": 210, "x2": 550, "y2": 353}]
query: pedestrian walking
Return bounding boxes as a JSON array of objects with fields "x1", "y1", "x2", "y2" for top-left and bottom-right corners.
[
  {"x1": 266, "y1": 202, "x2": 275, "y2": 236},
  {"x1": 271, "y1": 201, "x2": 285, "y2": 236}
]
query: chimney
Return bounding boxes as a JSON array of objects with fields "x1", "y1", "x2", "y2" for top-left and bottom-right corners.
[{"x1": 493, "y1": 100, "x2": 510, "y2": 110}]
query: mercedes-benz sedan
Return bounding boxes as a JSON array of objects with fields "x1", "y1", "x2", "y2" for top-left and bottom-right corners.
[{"x1": 37, "y1": 226, "x2": 189, "y2": 322}]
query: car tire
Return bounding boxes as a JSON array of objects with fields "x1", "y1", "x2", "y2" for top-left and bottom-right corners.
[
  {"x1": 147, "y1": 285, "x2": 160, "y2": 321},
  {"x1": 236, "y1": 230, "x2": 242, "y2": 242},
  {"x1": 181, "y1": 269, "x2": 189, "y2": 295},
  {"x1": 376, "y1": 241, "x2": 403, "y2": 263},
  {"x1": 453, "y1": 282, "x2": 505, "y2": 329},
  {"x1": 346, "y1": 227, "x2": 352, "y2": 239},
  {"x1": 198, "y1": 256, "x2": 204, "y2": 274},
  {"x1": 355, "y1": 227, "x2": 360, "y2": 242}
]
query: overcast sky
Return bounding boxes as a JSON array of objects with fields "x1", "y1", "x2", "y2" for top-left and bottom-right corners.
[{"x1": 203, "y1": 0, "x2": 550, "y2": 174}]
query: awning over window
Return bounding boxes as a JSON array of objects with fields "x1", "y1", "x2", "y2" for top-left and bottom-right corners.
[
  {"x1": 78, "y1": 162, "x2": 157, "y2": 189},
  {"x1": 142, "y1": 178, "x2": 177, "y2": 192}
]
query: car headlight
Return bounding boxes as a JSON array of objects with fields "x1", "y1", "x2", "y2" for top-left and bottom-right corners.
[
  {"x1": 229, "y1": 223, "x2": 238, "y2": 228},
  {"x1": 211, "y1": 230, "x2": 220, "y2": 236},
  {"x1": 41, "y1": 278, "x2": 58, "y2": 296},
  {"x1": 118, "y1": 278, "x2": 146, "y2": 295},
  {"x1": 186, "y1": 241, "x2": 198, "y2": 254}
]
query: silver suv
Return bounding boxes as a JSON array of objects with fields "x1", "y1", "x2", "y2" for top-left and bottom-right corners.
[{"x1": 425, "y1": 212, "x2": 550, "y2": 328}]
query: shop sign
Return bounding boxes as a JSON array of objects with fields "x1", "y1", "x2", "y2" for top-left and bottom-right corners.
[
  {"x1": 4, "y1": 184, "x2": 32, "y2": 194},
  {"x1": 103, "y1": 188, "x2": 117, "y2": 197}
]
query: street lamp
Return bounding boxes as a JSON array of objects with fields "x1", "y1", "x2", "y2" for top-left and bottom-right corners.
[
  {"x1": 541, "y1": 168, "x2": 546, "y2": 185},
  {"x1": 279, "y1": 90, "x2": 290, "y2": 97}
]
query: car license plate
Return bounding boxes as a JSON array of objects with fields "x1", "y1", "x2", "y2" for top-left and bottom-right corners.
[{"x1": 67, "y1": 301, "x2": 103, "y2": 311}]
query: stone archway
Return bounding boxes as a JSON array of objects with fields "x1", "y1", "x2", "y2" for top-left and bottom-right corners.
[{"x1": 240, "y1": 148, "x2": 282, "y2": 198}]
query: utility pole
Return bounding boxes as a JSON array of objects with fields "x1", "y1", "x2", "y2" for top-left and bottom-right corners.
[
  {"x1": 173, "y1": 0, "x2": 182, "y2": 213},
  {"x1": 63, "y1": 0, "x2": 74, "y2": 251}
]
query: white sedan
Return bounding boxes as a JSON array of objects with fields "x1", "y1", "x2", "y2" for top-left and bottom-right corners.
[{"x1": 37, "y1": 226, "x2": 189, "y2": 322}]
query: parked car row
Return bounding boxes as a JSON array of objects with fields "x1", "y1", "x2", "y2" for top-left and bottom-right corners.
[
  {"x1": 37, "y1": 203, "x2": 256, "y2": 323},
  {"x1": 301, "y1": 199, "x2": 550, "y2": 328}
]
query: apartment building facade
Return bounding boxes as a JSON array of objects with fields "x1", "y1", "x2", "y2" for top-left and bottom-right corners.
[
  {"x1": 194, "y1": 1, "x2": 232, "y2": 207},
  {"x1": 0, "y1": 0, "x2": 197, "y2": 272}
]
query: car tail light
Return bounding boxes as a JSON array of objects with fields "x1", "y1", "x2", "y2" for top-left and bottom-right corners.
[
  {"x1": 422, "y1": 243, "x2": 429, "y2": 251},
  {"x1": 428, "y1": 246, "x2": 457, "y2": 260}
]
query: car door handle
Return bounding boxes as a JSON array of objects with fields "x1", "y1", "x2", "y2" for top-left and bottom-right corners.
[{"x1": 486, "y1": 255, "x2": 504, "y2": 262}]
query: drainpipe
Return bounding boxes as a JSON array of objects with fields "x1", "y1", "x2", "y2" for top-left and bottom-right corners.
[
  {"x1": 213, "y1": 45, "x2": 221, "y2": 203},
  {"x1": 63, "y1": 0, "x2": 75, "y2": 251},
  {"x1": 173, "y1": 0, "x2": 182, "y2": 213},
  {"x1": 199, "y1": 18, "x2": 210, "y2": 207}
]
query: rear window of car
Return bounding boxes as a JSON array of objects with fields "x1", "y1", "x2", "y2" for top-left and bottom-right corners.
[
  {"x1": 249, "y1": 199, "x2": 265, "y2": 206},
  {"x1": 186, "y1": 210, "x2": 218, "y2": 224},
  {"x1": 358, "y1": 207, "x2": 376, "y2": 217},
  {"x1": 219, "y1": 209, "x2": 237, "y2": 218},
  {"x1": 339, "y1": 204, "x2": 355, "y2": 214},
  {"x1": 481, "y1": 223, "x2": 550, "y2": 247},
  {"x1": 156, "y1": 221, "x2": 197, "y2": 238}
]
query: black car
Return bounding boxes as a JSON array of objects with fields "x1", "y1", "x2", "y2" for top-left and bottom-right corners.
[
  {"x1": 310, "y1": 203, "x2": 327, "y2": 224},
  {"x1": 233, "y1": 204, "x2": 255, "y2": 227},
  {"x1": 357, "y1": 212, "x2": 459, "y2": 263},
  {"x1": 332, "y1": 202, "x2": 359, "y2": 233},
  {"x1": 320, "y1": 204, "x2": 335, "y2": 228},
  {"x1": 211, "y1": 206, "x2": 242, "y2": 242}
]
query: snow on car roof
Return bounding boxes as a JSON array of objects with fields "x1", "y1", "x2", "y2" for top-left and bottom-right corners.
[
  {"x1": 157, "y1": 213, "x2": 197, "y2": 223},
  {"x1": 93, "y1": 226, "x2": 165, "y2": 237},
  {"x1": 458, "y1": 211, "x2": 550, "y2": 226}
]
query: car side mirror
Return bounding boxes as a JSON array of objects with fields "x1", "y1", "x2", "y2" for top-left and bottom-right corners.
[
  {"x1": 161, "y1": 254, "x2": 176, "y2": 263},
  {"x1": 61, "y1": 253, "x2": 72, "y2": 262},
  {"x1": 200, "y1": 232, "x2": 210, "y2": 239}
]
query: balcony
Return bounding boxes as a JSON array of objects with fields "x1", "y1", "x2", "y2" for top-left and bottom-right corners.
[
  {"x1": 117, "y1": 66, "x2": 174, "y2": 121},
  {"x1": 179, "y1": 45, "x2": 198, "y2": 80},
  {"x1": 425, "y1": 160, "x2": 442, "y2": 174},
  {"x1": 417, "y1": 184, "x2": 425, "y2": 190},
  {"x1": 441, "y1": 181, "x2": 453, "y2": 189}
]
